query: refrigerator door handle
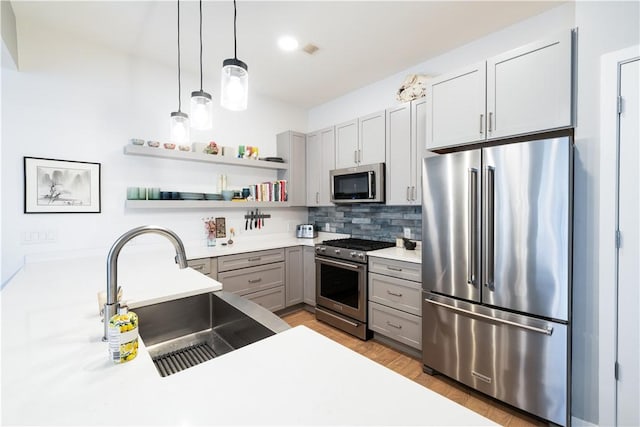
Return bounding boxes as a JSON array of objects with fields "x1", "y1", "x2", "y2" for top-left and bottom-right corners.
[
  {"x1": 484, "y1": 166, "x2": 495, "y2": 291},
  {"x1": 424, "y1": 297, "x2": 554, "y2": 336},
  {"x1": 467, "y1": 168, "x2": 478, "y2": 286}
]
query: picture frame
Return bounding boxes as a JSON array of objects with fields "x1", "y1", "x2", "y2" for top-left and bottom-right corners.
[{"x1": 24, "y1": 157, "x2": 101, "y2": 214}]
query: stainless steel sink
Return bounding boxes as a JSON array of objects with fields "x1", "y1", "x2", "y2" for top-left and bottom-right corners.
[{"x1": 134, "y1": 291, "x2": 290, "y2": 377}]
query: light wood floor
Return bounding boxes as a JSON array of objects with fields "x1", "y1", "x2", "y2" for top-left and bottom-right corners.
[{"x1": 281, "y1": 309, "x2": 546, "y2": 427}]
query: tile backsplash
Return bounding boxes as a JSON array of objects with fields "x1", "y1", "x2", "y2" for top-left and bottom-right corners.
[{"x1": 309, "y1": 205, "x2": 421, "y2": 242}]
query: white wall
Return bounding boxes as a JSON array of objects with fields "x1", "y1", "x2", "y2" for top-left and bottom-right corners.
[
  {"x1": 1, "y1": 21, "x2": 308, "y2": 284},
  {"x1": 572, "y1": 1, "x2": 640, "y2": 424}
]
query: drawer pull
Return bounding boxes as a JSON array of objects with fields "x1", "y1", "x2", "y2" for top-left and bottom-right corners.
[
  {"x1": 386, "y1": 290, "x2": 403, "y2": 297},
  {"x1": 192, "y1": 265, "x2": 204, "y2": 271},
  {"x1": 248, "y1": 278, "x2": 262, "y2": 284},
  {"x1": 387, "y1": 266, "x2": 402, "y2": 272},
  {"x1": 386, "y1": 321, "x2": 402, "y2": 329},
  {"x1": 248, "y1": 257, "x2": 262, "y2": 262}
]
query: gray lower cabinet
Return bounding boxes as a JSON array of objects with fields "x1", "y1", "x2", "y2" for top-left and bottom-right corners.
[
  {"x1": 187, "y1": 257, "x2": 217, "y2": 279},
  {"x1": 303, "y1": 246, "x2": 316, "y2": 306},
  {"x1": 217, "y1": 248, "x2": 286, "y2": 312},
  {"x1": 187, "y1": 258, "x2": 211, "y2": 276},
  {"x1": 368, "y1": 256, "x2": 422, "y2": 351},
  {"x1": 244, "y1": 286, "x2": 286, "y2": 312},
  {"x1": 285, "y1": 246, "x2": 304, "y2": 306}
]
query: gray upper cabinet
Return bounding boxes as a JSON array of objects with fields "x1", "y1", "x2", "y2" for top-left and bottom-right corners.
[
  {"x1": 427, "y1": 30, "x2": 574, "y2": 151},
  {"x1": 306, "y1": 126, "x2": 335, "y2": 206},
  {"x1": 486, "y1": 31, "x2": 573, "y2": 139},
  {"x1": 335, "y1": 119, "x2": 359, "y2": 169},
  {"x1": 427, "y1": 62, "x2": 486, "y2": 150},
  {"x1": 277, "y1": 131, "x2": 307, "y2": 206},
  {"x1": 385, "y1": 98, "x2": 428, "y2": 206},
  {"x1": 335, "y1": 111, "x2": 385, "y2": 169},
  {"x1": 285, "y1": 246, "x2": 304, "y2": 307}
]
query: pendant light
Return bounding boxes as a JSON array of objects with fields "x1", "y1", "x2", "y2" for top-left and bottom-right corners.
[
  {"x1": 170, "y1": 0, "x2": 190, "y2": 143},
  {"x1": 190, "y1": 0, "x2": 213, "y2": 129},
  {"x1": 220, "y1": 0, "x2": 248, "y2": 111}
]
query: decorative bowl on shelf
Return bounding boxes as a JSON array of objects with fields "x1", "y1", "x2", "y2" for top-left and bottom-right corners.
[
  {"x1": 130, "y1": 138, "x2": 144, "y2": 146},
  {"x1": 221, "y1": 190, "x2": 234, "y2": 201},
  {"x1": 178, "y1": 145, "x2": 191, "y2": 152},
  {"x1": 147, "y1": 140, "x2": 160, "y2": 148},
  {"x1": 164, "y1": 143, "x2": 176, "y2": 150}
]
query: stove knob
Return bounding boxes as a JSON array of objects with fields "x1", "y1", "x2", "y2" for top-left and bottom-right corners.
[
  {"x1": 317, "y1": 247, "x2": 326, "y2": 252},
  {"x1": 349, "y1": 251, "x2": 357, "y2": 257},
  {"x1": 334, "y1": 249, "x2": 341, "y2": 254},
  {"x1": 358, "y1": 253, "x2": 365, "y2": 259}
]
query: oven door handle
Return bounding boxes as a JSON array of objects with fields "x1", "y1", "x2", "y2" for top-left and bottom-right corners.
[{"x1": 317, "y1": 257, "x2": 362, "y2": 270}]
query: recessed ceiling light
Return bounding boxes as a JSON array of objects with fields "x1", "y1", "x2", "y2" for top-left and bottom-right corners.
[{"x1": 278, "y1": 36, "x2": 299, "y2": 52}]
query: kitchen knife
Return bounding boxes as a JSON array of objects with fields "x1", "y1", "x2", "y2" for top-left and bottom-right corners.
[
  {"x1": 249, "y1": 210, "x2": 253, "y2": 230},
  {"x1": 255, "y1": 209, "x2": 259, "y2": 229}
]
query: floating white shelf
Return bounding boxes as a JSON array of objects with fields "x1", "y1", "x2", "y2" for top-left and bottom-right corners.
[
  {"x1": 123, "y1": 145, "x2": 288, "y2": 171},
  {"x1": 125, "y1": 200, "x2": 291, "y2": 209}
]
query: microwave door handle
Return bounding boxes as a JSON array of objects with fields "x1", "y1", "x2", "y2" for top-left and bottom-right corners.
[{"x1": 368, "y1": 171, "x2": 374, "y2": 199}]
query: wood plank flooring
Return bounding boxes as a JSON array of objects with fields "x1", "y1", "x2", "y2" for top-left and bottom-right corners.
[{"x1": 282, "y1": 309, "x2": 547, "y2": 427}]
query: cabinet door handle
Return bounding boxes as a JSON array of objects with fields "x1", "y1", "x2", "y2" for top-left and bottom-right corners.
[
  {"x1": 192, "y1": 265, "x2": 204, "y2": 271},
  {"x1": 247, "y1": 257, "x2": 262, "y2": 262},
  {"x1": 386, "y1": 321, "x2": 402, "y2": 329},
  {"x1": 479, "y1": 114, "x2": 484, "y2": 134},
  {"x1": 354, "y1": 150, "x2": 358, "y2": 164},
  {"x1": 387, "y1": 266, "x2": 402, "y2": 272},
  {"x1": 488, "y1": 112, "x2": 493, "y2": 133},
  {"x1": 316, "y1": 192, "x2": 319, "y2": 204},
  {"x1": 406, "y1": 186, "x2": 411, "y2": 201},
  {"x1": 411, "y1": 186, "x2": 416, "y2": 201},
  {"x1": 358, "y1": 150, "x2": 362, "y2": 163},
  {"x1": 387, "y1": 290, "x2": 403, "y2": 297},
  {"x1": 248, "y1": 278, "x2": 262, "y2": 284}
]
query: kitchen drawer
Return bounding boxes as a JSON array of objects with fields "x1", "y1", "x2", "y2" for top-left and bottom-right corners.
[
  {"x1": 218, "y1": 249, "x2": 285, "y2": 272},
  {"x1": 369, "y1": 302, "x2": 421, "y2": 350},
  {"x1": 368, "y1": 257, "x2": 421, "y2": 282},
  {"x1": 187, "y1": 258, "x2": 211, "y2": 276},
  {"x1": 218, "y1": 262, "x2": 285, "y2": 296},
  {"x1": 369, "y1": 272, "x2": 421, "y2": 316},
  {"x1": 245, "y1": 286, "x2": 285, "y2": 312}
]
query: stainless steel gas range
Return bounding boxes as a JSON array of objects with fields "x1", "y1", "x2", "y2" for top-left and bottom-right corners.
[{"x1": 315, "y1": 238, "x2": 395, "y2": 340}]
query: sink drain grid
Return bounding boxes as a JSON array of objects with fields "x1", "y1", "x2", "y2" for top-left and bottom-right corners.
[{"x1": 152, "y1": 342, "x2": 216, "y2": 377}]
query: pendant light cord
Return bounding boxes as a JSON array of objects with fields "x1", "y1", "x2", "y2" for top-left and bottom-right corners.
[
  {"x1": 199, "y1": 0, "x2": 203, "y2": 91},
  {"x1": 177, "y1": 0, "x2": 182, "y2": 112},
  {"x1": 233, "y1": 0, "x2": 238, "y2": 59}
]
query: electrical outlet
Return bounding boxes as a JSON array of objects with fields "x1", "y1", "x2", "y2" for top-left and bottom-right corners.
[
  {"x1": 403, "y1": 227, "x2": 411, "y2": 239},
  {"x1": 325, "y1": 222, "x2": 330, "y2": 232}
]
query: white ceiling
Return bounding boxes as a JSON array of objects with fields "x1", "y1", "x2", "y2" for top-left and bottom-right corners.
[{"x1": 11, "y1": 1, "x2": 566, "y2": 109}]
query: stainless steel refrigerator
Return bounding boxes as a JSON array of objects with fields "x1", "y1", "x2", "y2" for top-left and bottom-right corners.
[{"x1": 421, "y1": 133, "x2": 572, "y2": 426}]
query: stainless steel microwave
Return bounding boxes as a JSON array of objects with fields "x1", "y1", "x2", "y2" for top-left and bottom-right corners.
[{"x1": 330, "y1": 163, "x2": 385, "y2": 203}]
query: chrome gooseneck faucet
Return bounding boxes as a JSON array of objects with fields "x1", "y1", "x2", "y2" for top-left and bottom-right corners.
[{"x1": 103, "y1": 225, "x2": 189, "y2": 341}]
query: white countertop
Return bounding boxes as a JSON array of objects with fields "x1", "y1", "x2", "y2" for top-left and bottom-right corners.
[
  {"x1": 367, "y1": 245, "x2": 422, "y2": 264},
  {"x1": 1, "y1": 234, "x2": 491, "y2": 426},
  {"x1": 184, "y1": 231, "x2": 348, "y2": 259}
]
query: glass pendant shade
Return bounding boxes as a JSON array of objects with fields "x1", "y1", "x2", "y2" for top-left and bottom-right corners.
[
  {"x1": 190, "y1": 90, "x2": 213, "y2": 129},
  {"x1": 220, "y1": 58, "x2": 248, "y2": 111},
  {"x1": 169, "y1": 111, "x2": 190, "y2": 144}
]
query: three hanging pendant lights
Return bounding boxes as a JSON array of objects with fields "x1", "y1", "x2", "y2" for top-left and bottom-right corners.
[{"x1": 170, "y1": 0, "x2": 248, "y2": 142}]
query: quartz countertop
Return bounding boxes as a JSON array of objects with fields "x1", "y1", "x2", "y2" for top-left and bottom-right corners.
[
  {"x1": 368, "y1": 245, "x2": 422, "y2": 264},
  {"x1": 1, "y1": 242, "x2": 493, "y2": 426}
]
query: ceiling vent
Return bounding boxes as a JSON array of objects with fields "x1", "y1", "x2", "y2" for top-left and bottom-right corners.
[{"x1": 302, "y1": 43, "x2": 319, "y2": 55}]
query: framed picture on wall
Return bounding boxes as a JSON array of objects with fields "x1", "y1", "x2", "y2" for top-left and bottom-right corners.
[{"x1": 24, "y1": 157, "x2": 101, "y2": 213}]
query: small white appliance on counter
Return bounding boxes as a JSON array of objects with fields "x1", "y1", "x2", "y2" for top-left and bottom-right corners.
[{"x1": 296, "y1": 224, "x2": 317, "y2": 239}]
